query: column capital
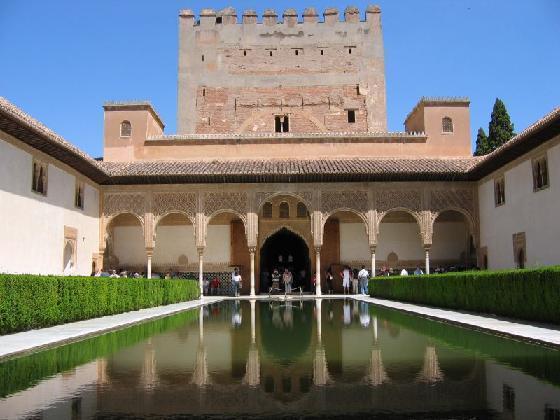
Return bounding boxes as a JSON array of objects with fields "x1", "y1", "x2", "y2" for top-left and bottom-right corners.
[
  {"x1": 197, "y1": 246, "x2": 205, "y2": 256},
  {"x1": 423, "y1": 244, "x2": 431, "y2": 252},
  {"x1": 314, "y1": 245, "x2": 322, "y2": 254},
  {"x1": 369, "y1": 245, "x2": 377, "y2": 253},
  {"x1": 248, "y1": 246, "x2": 257, "y2": 254},
  {"x1": 145, "y1": 247, "x2": 154, "y2": 258}
]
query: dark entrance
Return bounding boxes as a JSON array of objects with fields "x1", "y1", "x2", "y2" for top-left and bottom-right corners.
[{"x1": 260, "y1": 228, "x2": 311, "y2": 293}]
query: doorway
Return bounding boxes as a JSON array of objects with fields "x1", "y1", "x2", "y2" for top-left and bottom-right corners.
[{"x1": 260, "y1": 228, "x2": 311, "y2": 292}]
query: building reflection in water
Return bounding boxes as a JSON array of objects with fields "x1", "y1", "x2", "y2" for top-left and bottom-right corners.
[{"x1": 2, "y1": 300, "x2": 560, "y2": 419}]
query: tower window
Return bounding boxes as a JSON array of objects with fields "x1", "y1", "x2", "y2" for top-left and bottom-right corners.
[
  {"x1": 75, "y1": 180, "x2": 85, "y2": 210},
  {"x1": 216, "y1": 16, "x2": 222, "y2": 24},
  {"x1": 295, "y1": 49, "x2": 299, "y2": 56},
  {"x1": 120, "y1": 120, "x2": 132, "y2": 137},
  {"x1": 201, "y1": 54, "x2": 205, "y2": 62},
  {"x1": 442, "y1": 117, "x2": 454, "y2": 133},
  {"x1": 320, "y1": 49, "x2": 324, "y2": 55},
  {"x1": 348, "y1": 48, "x2": 352, "y2": 54},
  {"x1": 202, "y1": 88, "x2": 206, "y2": 97},
  {"x1": 275, "y1": 115, "x2": 289, "y2": 133},
  {"x1": 347, "y1": 109, "x2": 356, "y2": 123},
  {"x1": 243, "y1": 50, "x2": 247, "y2": 56},
  {"x1": 296, "y1": 202, "x2": 308, "y2": 218},
  {"x1": 269, "y1": 50, "x2": 272, "y2": 56}
]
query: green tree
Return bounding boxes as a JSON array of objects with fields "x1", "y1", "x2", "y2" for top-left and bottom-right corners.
[
  {"x1": 487, "y1": 98, "x2": 515, "y2": 151},
  {"x1": 474, "y1": 127, "x2": 489, "y2": 156}
]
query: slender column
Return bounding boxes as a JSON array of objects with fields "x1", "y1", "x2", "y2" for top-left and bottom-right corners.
[
  {"x1": 250, "y1": 299, "x2": 256, "y2": 344},
  {"x1": 424, "y1": 247, "x2": 430, "y2": 275},
  {"x1": 249, "y1": 247, "x2": 256, "y2": 297},
  {"x1": 146, "y1": 249, "x2": 153, "y2": 279},
  {"x1": 315, "y1": 246, "x2": 322, "y2": 296},
  {"x1": 197, "y1": 247, "x2": 204, "y2": 296},
  {"x1": 370, "y1": 246, "x2": 376, "y2": 277}
]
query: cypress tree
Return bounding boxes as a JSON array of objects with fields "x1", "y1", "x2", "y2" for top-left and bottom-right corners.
[
  {"x1": 487, "y1": 98, "x2": 515, "y2": 151},
  {"x1": 474, "y1": 127, "x2": 489, "y2": 156}
]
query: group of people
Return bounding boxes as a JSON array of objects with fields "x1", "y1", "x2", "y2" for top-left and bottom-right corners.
[
  {"x1": 378, "y1": 266, "x2": 424, "y2": 277},
  {"x1": 93, "y1": 269, "x2": 144, "y2": 278},
  {"x1": 323, "y1": 265, "x2": 370, "y2": 295}
]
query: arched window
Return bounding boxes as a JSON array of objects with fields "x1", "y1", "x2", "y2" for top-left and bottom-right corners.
[
  {"x1": 262, "y1": 202, "x2": 273, "y2": 219},
  {"x1": 296, "y1": 202, "x2": 308, "y2": 218},
  {"x1": 120, "y1": 120, "x2": 132, "y2": 137},
  {"x1": 279, "y1": 202, "x2": 290, "y2": 218},
  {"x1": 442, "y1": 117, "x2": 453, "y2": 133}
]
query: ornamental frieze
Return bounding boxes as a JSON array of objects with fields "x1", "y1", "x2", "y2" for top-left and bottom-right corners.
[
  {"x1": 103, "y1": 193, "x2": 145, "y2": 220},
  {"x1": 203, "y1": 192, "x2": 248, "y2": 218},
  {"x1": 152, "y1": 192, "x2": 196, "y2": 221},
  {"x1": 430, "y1": 189, "x2": 475, "y2": 217},
  {"x1": 376, "y1": 190, "x2": 422, "y2": 213},
  {"x1": 255, "y1": 191, "x2": 313, "y2": 210},
  {"x1": 320, "y1": 190, "x2": 369, "y2": 215}
]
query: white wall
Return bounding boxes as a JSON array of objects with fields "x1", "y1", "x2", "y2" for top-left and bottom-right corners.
[
  {"x1": 0, "y1": 137, "x2": 100, "y2": 275},
  {"x1": 377, "y1": 222, "x2": 424, "y2": 262},
  {"x1": 340, "y1": 223, "x2": 370, "y2": 262},
  {"x1": 479, "y1": 140, "x2": 560, "y2": 269},
  {"x1": 112, "y1": 224, "x2": 231, "y2": 269},
  {"x1": 431, "y1": 221, "x2": 468, "y2": 260}
]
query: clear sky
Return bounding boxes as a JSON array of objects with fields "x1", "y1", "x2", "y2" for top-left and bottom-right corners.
[{"x1": 0, "y1": 0, "x2": 559, "y2": 157}]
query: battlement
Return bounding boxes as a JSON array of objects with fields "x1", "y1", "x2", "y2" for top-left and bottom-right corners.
[{"x1": 179, "y1": 5, "x2": 381, "y2": 27}]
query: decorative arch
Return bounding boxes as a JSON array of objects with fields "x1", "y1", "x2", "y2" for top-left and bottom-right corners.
[
  {"x1": 321, "y1": 208, "x2": 369, "y2": 235},
  {"x1": 432, "y1": 207, "x2": 476, "y2": 241},
  {"x1": 105, "y1": 211, "x2": 145, "y2": 230},
  {"x1": 205, "y1": 209, "x2": 248, "y2": 239},
  {"x1": 259, "y1": 224, "x2": 312, "y2": 251},
  {"x1": 153, "y1": 211, "x2": 196, "y2": 241},
  {"x1": 376, "y1": 208, "x2": 422, "y2": 235}
]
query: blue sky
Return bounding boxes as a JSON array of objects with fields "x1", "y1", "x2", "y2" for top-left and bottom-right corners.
[{"x1": 0, "y1": 0, "x2": 558, "y2": 157}]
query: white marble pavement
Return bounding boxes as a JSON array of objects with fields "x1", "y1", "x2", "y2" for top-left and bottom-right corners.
[{"x1": 353, "y1": 295, "x2": 560, "y2": 347}]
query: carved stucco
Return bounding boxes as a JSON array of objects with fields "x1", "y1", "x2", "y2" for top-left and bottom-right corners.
[
  {"x1": 204, "y1": 192, "x2": 248, "y2": 220},
  {"x1": 255, "y1": 190, "x2": 313, "y2": 211},
  {"x1": 103, "y1": 193, "x2": 146, "y2": 223},
  {"x1": 152, "y1": 192, "x2": 197, "y2": 225}
]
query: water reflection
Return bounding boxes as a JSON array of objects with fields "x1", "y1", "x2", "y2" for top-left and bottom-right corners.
[{"x1": 0, "y1": 299, "x2": 560, "y2": 419}]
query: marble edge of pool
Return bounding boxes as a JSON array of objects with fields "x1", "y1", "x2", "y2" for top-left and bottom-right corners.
[
  {"x1": 354, "y1": 295, "x2": 560, "y2": 349},
  {"x1": 2, "y1": 294, "x2": 560, "y2": 362}
]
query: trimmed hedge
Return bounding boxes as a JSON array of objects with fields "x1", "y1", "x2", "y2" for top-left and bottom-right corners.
[
  {"x1": 0, "y1": 274, "x2": 199, "y2": 334},
  {"x1": 368, "y1": 266, "x2": 560, "y2": 324}
]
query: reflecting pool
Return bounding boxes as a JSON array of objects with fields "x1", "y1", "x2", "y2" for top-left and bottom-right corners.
[{"x1": 1, "y1": 299, "x2": 560, "y2": 419}]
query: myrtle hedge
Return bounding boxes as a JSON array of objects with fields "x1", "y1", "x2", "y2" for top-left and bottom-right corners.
[
  {"x1": 368, "y1": 266, "x2": 560, "y2": 324},
  {"x1": 0, "y1": 274, "x2": 199, "y2": 334}
]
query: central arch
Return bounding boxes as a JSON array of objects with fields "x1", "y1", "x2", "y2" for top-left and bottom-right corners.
[{"x1": 259, "y1": 227, "x2": 311, "y2": 293}]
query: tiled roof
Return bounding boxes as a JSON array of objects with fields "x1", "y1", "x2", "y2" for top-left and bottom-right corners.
[{"x1": 1, "y1": 96, "x2": 559, "y2": 186}]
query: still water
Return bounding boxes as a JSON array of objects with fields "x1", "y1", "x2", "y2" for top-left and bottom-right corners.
[{"x1": 1, "y1": 299, "x2": 560, "y2": 419}]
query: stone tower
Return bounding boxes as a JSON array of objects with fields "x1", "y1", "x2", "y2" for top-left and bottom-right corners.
[{"x1": 177, "y1": 5, "x2": 387, "y2": 134}]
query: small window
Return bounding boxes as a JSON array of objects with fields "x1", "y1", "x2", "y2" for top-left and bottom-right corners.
[
  {"x1": 202, "y1": 88, "x2": 206, "y2": 97},
  {"x1": 243, "y1": 50, "x2": 247, "y2": 57},
  {"x1": 201, "y1": 54, "x2": 205, "y2": 62},
  {"x1": 262, "y1": 202, "x2": 272, "y2": 218},
  {"x1": 503, "y1": 384, "x2": 515, "y2": 414},
  {"x1": 347, "y1": 109, "x2": 356, "y2": 123},
  {"x1": 532, "y1": 156, "x2": 549, "y2": 191},
  {"x1": 442, "y1": 117, "x2": 454, "y2": 133},
  {"x1": 320, "y1": 49, "x2": 324, "y2": 56},
  {"x1": 295, "y1": 50, "x2": 299, "y2": 56},
  {"x1": 279, "y1": 202, "x2": 290, "y2": 218},
  {"x1": 348, "y1": 48, "x2": 352, "y2": 54},
  {"x1": 216, "y1": 16, "x2": 222, "y2": 24},
  {"x1": 275, "y1": 115, "x2": 289, "y2": 133},
  {"x1": 120, "y1": 120, "x2": 132, "y2": 138},
  {"x1": 494, "y1": 177, "x2": 505, "y2": 207},
  {"x1": 269, "y1": 50, "x2": 272, "y2": 57},
  {"x1": 75, "y1": 180, "x2": 85, "y2": 210},
  {"x1": 296, "y1": 202, "x2": 308, "y2": 218},
  {"x1": 31, "y1": 160, "x2": 48, "y2": 196}
]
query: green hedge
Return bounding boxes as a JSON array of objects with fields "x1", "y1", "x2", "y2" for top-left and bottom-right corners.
[
  {"x1": 368, "y1": 266, "x2": 560, "y2": 324},
  {"x1": 0, "y1": 275, "x2": 199, "y2": 334}
]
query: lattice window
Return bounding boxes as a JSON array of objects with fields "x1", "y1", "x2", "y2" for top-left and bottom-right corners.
[
  {"x1": 31, "y1": 160, "x2": 48, "y2": 196},
  {"x1": 347, "y1": 109, "x2": 356, "y2": 123},
  {"x1": 275, "y1": 115, "x2": 289, "y2": 133},
  {"x1": 279, "y1": 202, "x2": 290, "y2": 218},
  {"x1": 120, "y1": 120, "x2": 132, "y2": 137},
  {"x1": 296, "y1": 202, "x2": 308, "y2": 218},
  {"x1": 75, "y1": 180, "x2": 85, "y2": 210},
  {"x1": 494, "y1": 177, "x2": 505, "y2": 207},
  {"x1": 262, "y1": 202, "x2": 273, "y2": 219},
  {"x1": 442, "y1": 117, "x2": 454, "y2": 133},
  {"x1": 532, "y1": 156, "x2": 549, "y2": 191}
]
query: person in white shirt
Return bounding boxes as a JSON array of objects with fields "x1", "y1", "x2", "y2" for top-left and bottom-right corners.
[
  {"x1": 358, "y1": 265, "x2": 369, "y2": 294},
  {"x1": 342, "y1": 266, "x2": 351, "y2": 295},
  {"x1": 400, "y1": 268, "x2": 409, "y2": 276},
  {"x1": 232, "y1": 268, "x2": 242, "y2": 296}
]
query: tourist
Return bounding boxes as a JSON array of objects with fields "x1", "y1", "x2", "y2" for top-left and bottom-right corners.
[
  {"x1": 231, "y1": 302, "x2": 242, "y2": 327},
  {"x1": 352, "y1": 268, "x2": 359, "y2": 294},
  {"x1": 358, "y1": 265, "x2": 369, "y2": 294},
  {"x1": 414, "y1": 266, "x2": 424, "y2": 275},
  {"x1": 94, "y1": 269, "x2": 102, "y2": 277},
  {"x1": 203, "y1": 278, "x2": 209, "y2": 295},
  {"x1": 343, "y1": 300, "x2": 351, "y2": 325},
  {"x1": 400, "y1": 268, "x2": 409, "y2": 276},
  {"x1": 210, "y1": 277, "x2": 220, "y2": 295},
  {"x1": 109, "y1": 269, "x2": 119, "y2": 278},
  {"x1": 283, "y1": 268, "x2": 293, "y2": 294},
  {"x1": 119, "y1": 270, "x2": 128, "y2": 278},
  {"x1": 232, "y1": 268, "x2": 242, "y2": 297},
  {"x1": 271, "y1": 269, "x2": 281, "y2": 293},
  {"x1": 342, "y1": 265, "x2": 351, "y2": 295},
  {"x1": 359, "y1": 301, "x2": 371, "y2": 327},
  {"x1": 325, "y1": 269, "x2": 334, "y2": 294},
  {"x1": 133, "y1": 272, "x2": 140, "y2": 278}
]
